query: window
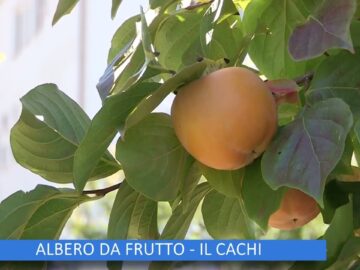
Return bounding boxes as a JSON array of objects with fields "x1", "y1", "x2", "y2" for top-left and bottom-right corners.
[
  {"x1": 0, "y1": 144, "x2": 7, "y2": 168},
  {"x1": 13, "y1": 0, "x2": 47, "y2": 57},
  {"x1": 0, "y1": 115, "x2": 8, "y2": 169},
  {"x1": 35, "y1": 0, "x2": 46, "y2": 33},
  {"x1": 14, "y1": 9, "x2": 24, "y2": 54}
]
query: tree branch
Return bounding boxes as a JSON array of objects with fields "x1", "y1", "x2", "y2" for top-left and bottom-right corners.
[
  {"x1": 294, "y1": 72, "x2": 314, "y2": 86},
  {"x1": 82, "y1": 182, "x2": 122, "y2": 196}
]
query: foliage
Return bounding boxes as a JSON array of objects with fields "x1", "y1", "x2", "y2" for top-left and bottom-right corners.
[{"x1": 2, "y1": 0, "x2": 360, "y2": 269}]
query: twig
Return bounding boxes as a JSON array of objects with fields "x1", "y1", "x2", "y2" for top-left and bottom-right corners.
[
  {"x1": 294, "y1": 72, "x2": 314, "y2": 86},
  {"x1": 82, "y1": 182, "x2": 122, "y2": 196}
]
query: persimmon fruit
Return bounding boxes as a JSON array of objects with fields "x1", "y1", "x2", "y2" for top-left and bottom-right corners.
[
  {"x1": 171, "y1": 67, "x2": 277, "y2": 170},
  {"x1": 268, "y1": 189, "x2": 320, "y2": 230}
]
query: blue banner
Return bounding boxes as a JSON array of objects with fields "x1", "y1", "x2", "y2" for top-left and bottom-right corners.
[{"x1": 0, "y1": 240, "x2": 326, "y2": 261}]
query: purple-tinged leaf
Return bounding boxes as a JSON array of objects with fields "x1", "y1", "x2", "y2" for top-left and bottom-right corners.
[
  {"x1": 243, "y1": 0, "x2": 322, "y2": 79},
  {"x1": 289, "y1": 0, "x2": 356, "y2": 61},
  {"x1": 266, "y1": 79, "x2": 299, "y2": 105},
  {"x1": 262, "y1": 98, "x2": 353, "y2": 205}
]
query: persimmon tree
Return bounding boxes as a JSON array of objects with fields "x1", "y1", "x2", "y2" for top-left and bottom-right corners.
[{"x1": 1, "y1": 0, "x2": 360, "y2": 269}]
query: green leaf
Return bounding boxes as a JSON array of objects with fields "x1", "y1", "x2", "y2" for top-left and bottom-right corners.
[
  {"x1": 111, "y1": 47, "x2": 168, "y2": 95},
  {"x1": 148, "y1": 183, "x2": 211, "y2": 270},
  {"x1": 295, "y1": 0, "x2": 322, "y2": 14},
  {"x1": 108, "y1": 181, "x2": 158, "y2": 240},
  {"x1": 101, "y1": 12, "x2": 150, "y2": 99},
  {"x1": 200, "y1": 2, "x2": 246, "y2": 65},
  {"x1": 112, "y1": 46, "x2": 146, "y2": 95},
  {"x1": 291, "y1": 202, "x2": 353, "y2": 270},
  {"x1": 327, "y1": 237, "x2": 360, "y2": 270},
  {"x1": 116, "y1": 113, "x2": 194, "y2": 201},
  {"x1": 108, "y1": 15, "x2": 140, "y2": 64},
  {"x1": 331, "y1": 136, "x2": 354, "y2": 177},
  {"x1": 98, "y1": 41, "x2": 134, "y2": 101},
  {"x1": 217, "y1": 0, "x2": 241, "y2": 20},
  {"x1": 212, "y1": 16, "x2": 247, "y2": 65},
  {"x1": 307, "y1": 50, "x2": 360, "y2": 118},
  {"x1": 10, "y1": 84, "x2": 119, "y2": 184},
  {"x1": 154, "y1": 8, "x2": 207, "y2": 71},
  {"x1": 175, "y1": 161, "x2": 202, "y2": 212},
  {"x1": 74, "y1": 82, "x2": 160, "y2": 191},
  {"x1": 242, "y1": 159, "x2": 284, "y2": 230},
  {"x1": 352, "y1": 120, "x2": 360, "y2": 165},
  {"x1": 140, "y1": 8, "x2": 155, "y2": 62},
  {"x1": 262, "y1": 98, "x2": 353, "y2": 205},
  {"x1": 124, "y1": 61, "x2": 207, "y2": 133},
  {"x1": 0, "y1": 185, "x2": 89, "y2": 270},
  {"x1": 322, "y1": 180, "x2": 350, "y2": 224},
  {"x1": 150, "y1": 0, "x2": 178, "y2": 9},
  {"x1": 148, "y1": 262, "x2": 175, "y2": 270},
  {"x1": 233, "y1": 0, "x2": 252, "y2": 10},
  {"x1": 289, "y1": 0, "x2": 356, "y2": 60},
  {"x1": 200, "y1": 165, "x2": 243, "y2": 198},
  {"x1": 243, "y1": 0, "x2": 320, "y2": 79},
  {"x1": 0, "y1": 262, "x2": 47, "y2": 270},
  {"x1": 356, "y1": 0, "x2": 360, "y2": 18},
  {"x1": 202, "y1": 190, "x2": 253, "y2": 239},
  {"x1": 117, "y1": 60, "x2": 166, "y2": 94},
  {"x1": 106, "y1": 261, "x2": 123, "y2": 270},
  {"x1": 337, "y1": 180, "x2": 360, "y2": 194},
  {"x1": 52, "y1": 0, "x2": 80, "y2": 25},
  {"x1": 277, "y1": 103, "x2": 300, "y2": 126},
  {"x1": 111, "y1": 0, "x2": 123, "y2": 19},
  {"x1": 161, "y1": 183, "x2": 211, "y2": 239},
  {"x1": 354, "y1": 192, "x2": 360, "y2": 232},
  {"x1": 351, "y1": 21, "x2": 360, "y2": 47},
  {"x1": 111, "y1": 12, "x2": 170, "y2": 95},
  {"x1": 0, "y1": 185, "x2": 90, "y2": 239},
  {"x1": 266, "y1": 79, "x2": 300, "y2": 125}
]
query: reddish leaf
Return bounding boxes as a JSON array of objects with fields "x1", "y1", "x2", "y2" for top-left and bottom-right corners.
[
  {"x1": 289, "y1": 0, "x2": 356, "y2": 61},
  {"x1": 266, "y1": 79, "x2": 299, "y2": 105}
]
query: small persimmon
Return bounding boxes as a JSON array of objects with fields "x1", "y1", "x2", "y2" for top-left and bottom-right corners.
[{"x1": 269, "y1": 189, "x2": 320, "y2": 230}]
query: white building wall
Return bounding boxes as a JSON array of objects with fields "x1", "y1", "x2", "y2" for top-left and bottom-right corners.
[{"x1": 0, "y1": 0, "x2": 147, "y2": 199}]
